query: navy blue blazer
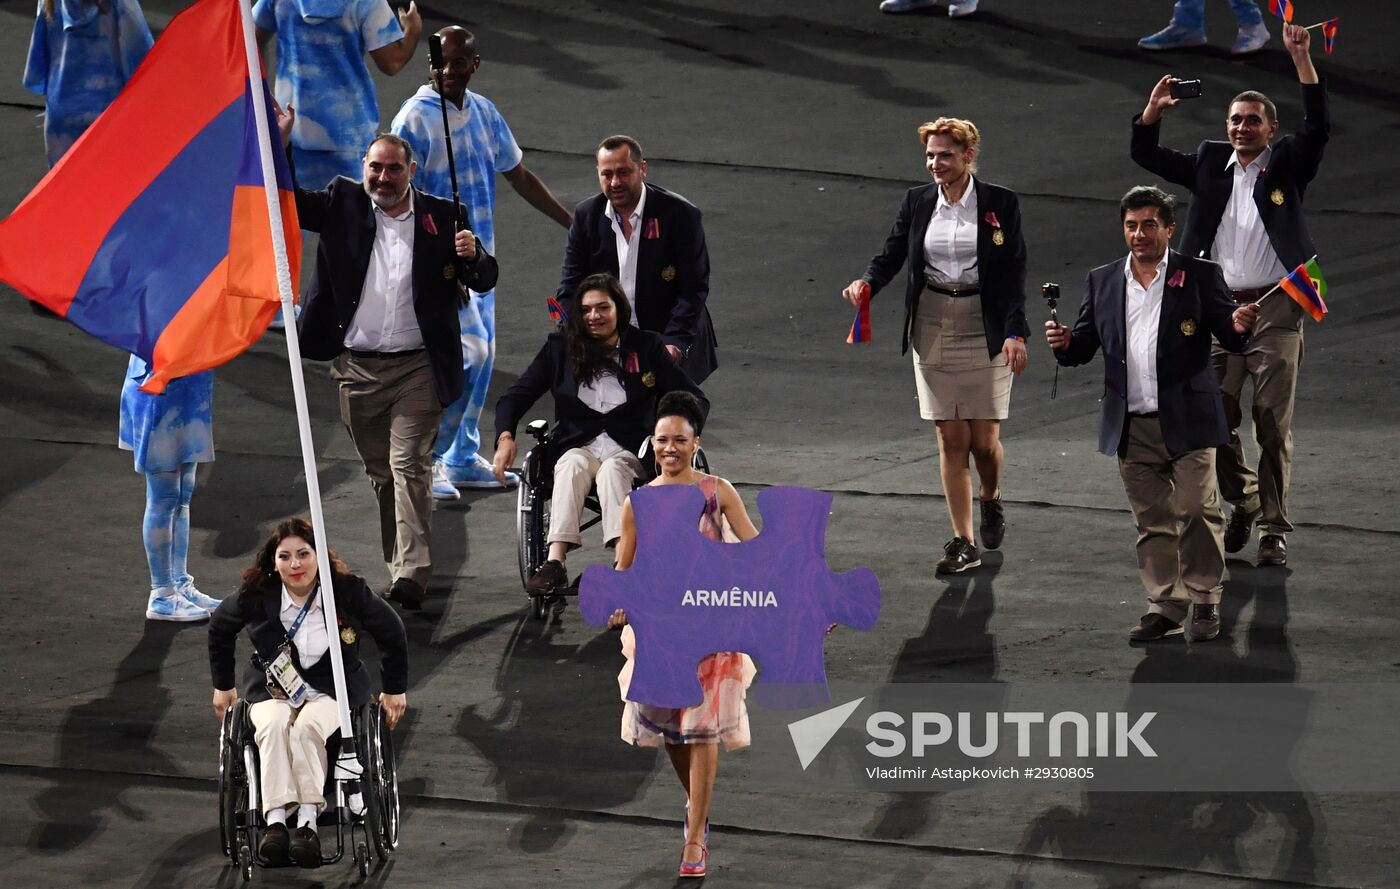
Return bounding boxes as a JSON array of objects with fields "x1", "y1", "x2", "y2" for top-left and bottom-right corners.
[
  {"x1": 1131, "y1": 82, "x2": 1329, "y2": 327},
  {"x1": 1055, "y1": 252, "x2": 1248, "y2": 458},
  {"x1": 293, "y1": 178, "x2": 499, "y2": 406},
  {"x1": 555, "y1": 185, "x2": 718, "y2": 383},
  {"x1": 208, "y1": 573, "x2": 408, "y2": 708},
  {"x1": 494, "y1": 327, "x2": 708, "y2": 466},
  {"x1": 860, "y1": 177, "x2": 1029, "y2": 357}
]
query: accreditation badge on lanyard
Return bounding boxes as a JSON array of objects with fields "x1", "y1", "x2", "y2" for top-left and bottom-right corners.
[{"x1": 265, "y1": 587, "x2": 317, "y2": 708}]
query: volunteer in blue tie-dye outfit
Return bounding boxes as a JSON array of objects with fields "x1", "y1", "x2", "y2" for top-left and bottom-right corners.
[
  {"x1": 23, "y1": 0, "x2": 153, "y2": 168},
  {"x1": 120, "y1": 359, "x2": 221, "y2": 621},
  {"x1": 391, "y1": 26, "x2": 572, "y2": 498},
  {"x1": 254, "y1": 0, "x2": 421, "y2": 190}
]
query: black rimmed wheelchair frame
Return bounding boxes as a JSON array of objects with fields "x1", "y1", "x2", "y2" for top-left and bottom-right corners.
[
  {"x1": 515, "y1": 418, "x2": 708, "y2": 620},
  {"x1": 217, "y1": 698, "x2": 399, "y2": 881}
]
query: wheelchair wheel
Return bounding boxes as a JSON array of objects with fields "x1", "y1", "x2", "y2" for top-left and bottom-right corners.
[
  {"x1": 218, "y1": 710, "x2": 234, "y2": 858},
  {"x1": 530, "y1": 593, "x2": 549, "y2": 621},
  {"x1": 237, "y1": 842, "x2": 253, "y2": 882},
  {"x1": 694, "y1": 447, "x2": 710, "y2": 474},
  {"x1": 363, "y1": 704, "x2": 400, "y2": 862},
  {"x1": 516, "y1": 451, "x2": 547, "y2": 590}
]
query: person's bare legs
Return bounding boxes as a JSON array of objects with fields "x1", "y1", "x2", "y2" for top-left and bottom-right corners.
[
  {"x1": 969, "y1": 419, "x2": 1004, "y2": 502},
  {"x1": 935, "y1": 418, "x2": 976, "y2": 541}
]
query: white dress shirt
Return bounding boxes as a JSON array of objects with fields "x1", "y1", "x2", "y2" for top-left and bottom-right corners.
[
  {"x1": 604, "y1": 185, "x2": 647, "y2": 326},
  {"x1": 923, "y1": 179, "x2": 980, "y2": 286},
  {"x1": 280, "y1": 584, "x2": 329, "y2": 702},
  {"x1": 344, "y1": 203, "x2": 424, "y2": 351},
  {"x1": 576, "y1": 361, "x2": 629, "y2": 461},
  {"x1": 1212, "y1": 147, "x2": 1288, "y2": 290},
  {"x1": 1124, "y1": 256, "x2": 1167, "y2": 415}
]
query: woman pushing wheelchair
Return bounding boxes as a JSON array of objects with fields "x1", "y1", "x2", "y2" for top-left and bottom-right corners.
[{"x1": 208, "y1": 518, "x2": 408, "y2": 868}]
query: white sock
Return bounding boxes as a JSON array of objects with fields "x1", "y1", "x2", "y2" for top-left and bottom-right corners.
[
  {"x1": 296, "y1": 805, "x2": 317, "y2": 831},
  {"x1": 266, "y1": 806, "x2": 287, "y2": 826}
]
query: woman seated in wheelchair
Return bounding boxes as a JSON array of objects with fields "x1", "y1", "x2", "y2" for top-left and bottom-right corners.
[
  {"x1": 492, "y1": 272, "x2": 707, "y2": 594},
  {"x1": 208, "y1": 517, "x2": 408, "y2": 868}
]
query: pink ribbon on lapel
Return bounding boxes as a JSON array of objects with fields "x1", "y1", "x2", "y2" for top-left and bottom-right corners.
[
  {"x1": 643, "y1": 218, "x2": 660, "y2": 239},
  {"x1": 623, "y1": 352, "x2": 640, "y2": 374},
  {"x1": 984, "y1": 211, "x2": 1001, "y2": 228},
  {"x1": 421, "y1": 213, "x2": 438, "y2": 236},
  {"x1": 1167, "y1": 269, "x2": 1186, "y2": 288}
]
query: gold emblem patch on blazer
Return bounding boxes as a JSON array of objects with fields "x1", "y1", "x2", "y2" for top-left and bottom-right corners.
[
  {"x1": 661, "y1": 265, "x2": 677, "y2": 282},
  {"x1": 1270, "y1": 189, "x2": 1285, "y2": 206},
  {"x1": 1180, "y1": 319, "x2": 1197, "y2": 336},
  {"x1": 641, "y1": 371, "x2": 656, "y2": 388},
  {"x1": 340, "y1": 625, "x2": 357, "y2": 645},
  {"x1": 992, "y1": 230, "x2": 1005, "y2": 247},
  {"x1": 442, "y1": 264, "x2": 456, "y2": 280}
]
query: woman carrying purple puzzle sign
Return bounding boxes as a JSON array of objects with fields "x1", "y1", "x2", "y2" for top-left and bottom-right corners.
[{"x1": 607, "y1": 391, "x2": 757, "y2": 880}]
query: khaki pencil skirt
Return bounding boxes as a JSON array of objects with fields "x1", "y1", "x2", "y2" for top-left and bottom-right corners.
[{"x1": 911, "y1": 288, "x2": 1012, "y2": 421}]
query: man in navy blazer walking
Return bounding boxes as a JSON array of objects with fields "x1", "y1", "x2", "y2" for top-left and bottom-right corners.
[
  {"x1": 1130, "y1": 22, "x2": 1328, "y2": 567},
  {"x1": 555, "y1": 135, "x2": 718, "y2": 384},
  {"x1": 1047, "y1": 187, "x2": 1258, "y2": 644}
]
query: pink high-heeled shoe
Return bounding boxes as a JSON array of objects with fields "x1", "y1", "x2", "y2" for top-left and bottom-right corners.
[{"x1": 679, "y1": 840, "x2": 708, "y2": 878}]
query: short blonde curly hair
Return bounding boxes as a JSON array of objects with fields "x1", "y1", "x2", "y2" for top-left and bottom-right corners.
[{"x1": 917, "y1": 118, "x2": 981, "y2": 173}]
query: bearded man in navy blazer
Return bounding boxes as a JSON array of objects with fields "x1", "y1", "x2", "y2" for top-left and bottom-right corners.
[
  {"x1": 1130, "y1": 22, "x2": 1328, "y2": 568},
  {"x1": 555, "y1": 135, "x2": 718, "y2": 383},
  {"x1": 1047, "y1": 187, "x2": 1259, "y2": 645}
]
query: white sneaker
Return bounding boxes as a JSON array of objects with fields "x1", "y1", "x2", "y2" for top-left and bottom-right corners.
[
  {"x1": 1231, "y1": 22, "x2": 1270, "y2": 55},
  {"x1": 146, "y1": 586, "x2": 210, "y2": 622},
  {"x1": 948, "y1": 0, "x2": 978, "y2": 16},
  {"x1": 431, "y1": 461, "x2": 461, "y2": 501},
  {"x1": 178, "y1": 580, "x2": 222, "y2": 612},
  {"x1": 878, "y1": 0, "x2": 938, "y2": 13}
]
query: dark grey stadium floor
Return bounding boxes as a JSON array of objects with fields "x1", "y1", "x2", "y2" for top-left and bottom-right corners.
[{"x1": 2, "y1": 1, "x2": 1398, "y2": 886}]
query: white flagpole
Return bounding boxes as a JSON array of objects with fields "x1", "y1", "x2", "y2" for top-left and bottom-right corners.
[{"x1": 235, "y1": 0, "x2": 358, "y2": 755}]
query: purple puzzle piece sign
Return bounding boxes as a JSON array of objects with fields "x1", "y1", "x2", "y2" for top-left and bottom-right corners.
[{"x1": 579, "y1": 485, "x2": 881, "y2": 710}]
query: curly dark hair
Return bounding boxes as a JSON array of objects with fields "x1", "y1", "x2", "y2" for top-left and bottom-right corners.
[
  {"x1": 567, "y1": 273, "x2": 633, "y2": 384},
  {"x1": 237, "y1": 517, "x2": 350, "y2": 603},
  {"x1": 656, "y1": 390, "x2": 706, "y2": 436}
]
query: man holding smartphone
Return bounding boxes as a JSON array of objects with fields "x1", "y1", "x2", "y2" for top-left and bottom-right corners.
[{"x1": 1129, "y1": 22, "x2": 1328, "y2": 568}]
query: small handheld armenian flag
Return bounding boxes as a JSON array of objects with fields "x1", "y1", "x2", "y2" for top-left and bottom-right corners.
[
  {"x1": 547, "y1": 295, "x2": 569, "y2": 325},
  {"x1": 1268, "y1": 0, "x2": 1294, "y2": 23},
  {"x1": 1321, "y1": 18, "x2": 1339, "y2": 53},
  {"x1": 847, "y1": 281, "x2": 872, "y2": 344},
  {"x1": 1278, "y1": 257, "x2": 1328, "y2": 322}
]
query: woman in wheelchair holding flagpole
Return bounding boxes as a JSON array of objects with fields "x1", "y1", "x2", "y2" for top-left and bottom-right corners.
[
  {"x1": 492, "y1": 273, "x2": 707, "y2": 595},
  {"x1": 208, "y1": 518, "x2": 408, "y2": 868}
]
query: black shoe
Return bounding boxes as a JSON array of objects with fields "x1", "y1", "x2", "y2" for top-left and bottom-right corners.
[
  {"x1": 1224, "y1": 507, "x2": 1258, "y2": 554},
  {"x1": 1128, "y1": 613, "x2": 1183, "y2": 643},
  {"x1": 258, "y1": 822, "x2": 290, "y2": 866},
  {"x1": 979, "y1": 497, "x2": 1006, "y2": 551},
  {"x1": 387, "y1": 577, "x2": 425, "y2": 611},
  {"x1": 1188, "y1": 604, "x2": 1221, "y2": 641},
  {"x1": 288, "y1": 825, "x2": 321, "y2": 868},
  {"x1": 1257, "y1": 534, "x2": 1287, "y2": 567},
  {"x1": 526, "y1": 559, "x2": 568, "y2": 594},
  {"x1": 935, "y1": 537, "x2": 981, "y2": 574}
]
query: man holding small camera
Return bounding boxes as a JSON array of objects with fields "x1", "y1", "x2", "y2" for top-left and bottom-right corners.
[
  {"x1": 1129, "y1": 21, "x2": 1329, "y2": 568},
  {"x1": 1046, "y1": 187, "x2": 1258, "y2": 644}
]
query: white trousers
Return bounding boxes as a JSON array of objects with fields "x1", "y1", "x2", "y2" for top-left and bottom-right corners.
[
  {"x1": 548, "y1": 448, "x2": 643, "y2": 548},
  {"x1": 249, "y1": 696, "x2": 341, "y2": 815}
]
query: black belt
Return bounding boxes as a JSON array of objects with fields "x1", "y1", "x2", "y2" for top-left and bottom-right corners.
[
  {"x1": 347, "y1": 348, "x2": 425, "y2": 360},
  {"x1": 924, "y1": 279, "x2": 981, "y2": 297},
  {"x1": 1231, "y1": 287, "x2": 1268, "y2": 303},
  {"x1": 1128, "y1": 411, "x2": 1160, "y2": 419}
]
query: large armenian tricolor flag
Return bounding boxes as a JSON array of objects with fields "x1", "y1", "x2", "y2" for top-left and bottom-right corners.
[{"x1": 0, "y1": 0, "x2": 298, "y2": 394}]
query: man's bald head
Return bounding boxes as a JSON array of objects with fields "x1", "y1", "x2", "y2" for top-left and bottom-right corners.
[
  {"x1": 437, "y1": 26, "x2": 477, "y2": 55},
  {"x1": 432, "y1": 26, "x2": 480, "y2": 106}
]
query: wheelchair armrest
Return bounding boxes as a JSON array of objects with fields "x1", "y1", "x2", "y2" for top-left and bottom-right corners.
[{"x1": 525, "y1": 419, "x2": 550, "y2": 443}]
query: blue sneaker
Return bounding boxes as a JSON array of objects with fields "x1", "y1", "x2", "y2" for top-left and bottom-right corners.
[
  {"x1": 878, "y1": 0, "x2": 937, "y2": 13},
  {"x1": 266, "y1": 303, "x2": 300, "y2": 332},
  {"x1": 1138, "y1": 23, "x2": 1207, "y2": 50},
  {"x1": 146, "y1": 587, "x2": 210, "y2": 622},
  {"x1": 442, "y1": 455, "x2": 518, "y2": 490},
  {"x1": 431, "y1": 461, "x2": 462, "y2": 501},
  {"x1": 177, "y1": 580, "x2": 222, "y2": 612},
  {"x1": 1231, "y1": 22, "x2": 1270, "y2": 55}
]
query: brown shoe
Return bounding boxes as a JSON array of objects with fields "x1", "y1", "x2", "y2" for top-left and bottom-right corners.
[
  {"x1": 1188, "y1": 604, "x2": 1221, "y2": 641},
  {"x1": 1257, "y1": 534, "x2": 1287, "y2": 567},
  {"x1": 979, "y1": 497, "x2": 1006, "y2": 551},
  {"x1": 935, "y1": 537, "x2": 981, "y2": 574},
  {"x1": 387, "y1": 577, "x2": 425, "y2": 611},
  {"x1": 1128, "y1": 613, "x2": 1183, "y2": 643},
  {"x1": 1223, "y1": 507, "x2": 1258, "y2": 554},
  {"x1": 526, "y1": 559, "x2": 568, "y2": 594},
  {"x1": 288, "y1": 825, "x2": 321, "y2": 868},
  {"x1": 258, "y1": 822, "x2": 290, "y2": 866}
]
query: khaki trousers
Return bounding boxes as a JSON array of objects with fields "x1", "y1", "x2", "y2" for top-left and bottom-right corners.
[
  {"x1": 1118, "y1": 416, "x2": 1225, "y2": 624},
  {"x1": 249, "y1": 696, "x2": 341, "y2": 815},
  {"x1": 1211, "y1": 331, "x2": 1302, "y2": 537},
  {"x1": 331, "y1": 351, "x2": 442, "y2": 588},
  {"x1": 547, "y1": 448, "x2": 644, "y2": 548}
]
